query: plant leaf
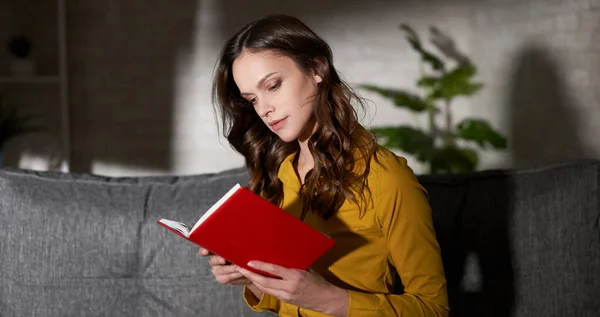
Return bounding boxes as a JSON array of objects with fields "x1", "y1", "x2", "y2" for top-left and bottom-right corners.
[
  {"x1": 431, "y1": 64, "x2": 483, "y2": 99},
  {"x1": 399, "y1": 24, "x2": 445, "y2": 72},
  {"x1": 417, "y1": 76, "x2": 440, "y2": 89},
  {"x1": 431, "y1": 146, "x2": 478, "y2": 173},
  {"x1": 370, "y1": 126, "x2": 433, "y2": 162},
  {"x1": 420, "y1": 51, "x2": 445, "y2": 72},
  {"x1": 399, "y1": 24, "x2": 422, "y2": 51},
  {"x1": 359, "y1": 85, "x2": 428, "y2": 112},
  {"x1": 456, "y1": 119, "x2": 507, "y2": 149}
]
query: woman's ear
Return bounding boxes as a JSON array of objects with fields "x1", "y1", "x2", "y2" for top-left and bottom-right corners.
[
  {"x1": 311, "y1": 57, "x2": 326, "y2": 84},
  {"x1": 314, "y1": 74, "x2": 323, "y2": 84}
]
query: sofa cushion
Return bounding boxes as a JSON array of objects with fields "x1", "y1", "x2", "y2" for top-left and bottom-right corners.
[
  {"x1": 2, "y1": 158, "x2": 599, "y2": 317},
  {"x1": 0, "y1": 166, "x2": 261, "y2": 317},
  {"x1": 419, "y1": 159, "x2": 600, "y2": 317}
]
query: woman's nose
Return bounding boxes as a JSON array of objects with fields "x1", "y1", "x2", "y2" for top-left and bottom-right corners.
[{"x1": 256, "y1": 100, "x2": 275, "y2": 118}]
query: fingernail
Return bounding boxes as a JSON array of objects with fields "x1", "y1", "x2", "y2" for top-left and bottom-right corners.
[{"x1": 247, "y1": 261, "x2": 256, "y2": 268}]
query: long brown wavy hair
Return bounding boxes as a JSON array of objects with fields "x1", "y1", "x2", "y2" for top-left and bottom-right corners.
[{"x1": 212, "y1": 14, "x2": 379, "y2": 219}]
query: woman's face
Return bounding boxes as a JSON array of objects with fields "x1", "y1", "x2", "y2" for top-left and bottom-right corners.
[{"x1": 232, "y1": 50, "x2": 322, "y2": 143}]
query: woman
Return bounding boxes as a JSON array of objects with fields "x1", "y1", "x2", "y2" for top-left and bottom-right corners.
[{"x1": 199, "y1": 14, "x2": 449, "y2": 317}]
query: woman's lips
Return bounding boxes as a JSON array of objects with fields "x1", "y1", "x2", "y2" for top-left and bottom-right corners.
[{"x1": 269, "y1": 117, "x2": 288, "y2": 131}]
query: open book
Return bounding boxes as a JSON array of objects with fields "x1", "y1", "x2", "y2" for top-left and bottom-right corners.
[
  {"x1": 158, "y1": 184, "x2": 245, "y2": 238},
  {"x1": 157, "y1": 183, "x2": 335, "y2": 277}
]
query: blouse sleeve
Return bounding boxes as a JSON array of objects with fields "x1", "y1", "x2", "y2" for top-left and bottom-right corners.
[
  {"x1": 242, "y1": 282, "x2": 281, "y2": 314},
  {"x1": 346, "y1": 161, "x2": 450, "y2": 317}
]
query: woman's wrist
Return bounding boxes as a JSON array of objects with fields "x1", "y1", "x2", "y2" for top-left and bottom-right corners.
[
  {"x1": 245, "y1": 283, "x2": 263, "y2": 301},
  {"x1": 322, "y1": 286, "x2": 349, "y2": 317}
]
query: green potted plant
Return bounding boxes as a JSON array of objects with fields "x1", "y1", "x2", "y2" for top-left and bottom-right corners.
[
  {"x1": 360, "y1": 24, "x2": 507, "y2": 174},
  {"x1": 0, "y1": 93, "x2": 48, "y2": 166}
]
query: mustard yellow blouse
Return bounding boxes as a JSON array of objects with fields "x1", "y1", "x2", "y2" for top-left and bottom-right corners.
[{"x1": 242, "y1": 147, "x2": 449, "y2": 316}]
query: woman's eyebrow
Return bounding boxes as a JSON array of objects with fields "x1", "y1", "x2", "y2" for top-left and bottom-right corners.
[{"x1": 240, "y1": 72, "x2": 279, "y2": 96}]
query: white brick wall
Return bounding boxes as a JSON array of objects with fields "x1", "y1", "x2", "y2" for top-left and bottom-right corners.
[
  {"x1": 74, "y1": 0, "x2": 600, "y2": 175},
  {"x1": 68, "y1": 0, "x2": 477, "y2": 176},
  {"x1": 6, "y1": 0, "x2": 597, "y2": 176}
]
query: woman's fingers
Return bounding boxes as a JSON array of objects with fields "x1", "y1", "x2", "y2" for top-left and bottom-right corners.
[
  {"x1": 212, "y1": 263, "x2": 239, "y2": 276},
  {"x1": 198, "y1": 249, "x2": 246, "y2": 285},
  {"x1": 199, "y1": 249, "x2": 231, "y2": 267},
  {"x1": 215, "y1": 271, "x2": 246, "y2": 284},
  {"x1": 198, "y1": 248, "x2": 212, "y2": 256},
  {"x1": 208, "y1": 255, "x2": 228, "y2": 266}
]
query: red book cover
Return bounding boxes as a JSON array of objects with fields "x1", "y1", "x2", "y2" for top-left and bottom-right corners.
[{"x1": 157, "y1": 183, "x2": 335, "y2": 278}]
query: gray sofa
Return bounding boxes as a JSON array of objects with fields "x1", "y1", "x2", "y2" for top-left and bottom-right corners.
[{"x1": 0, "y1": 159, "x2": 598, "y2": 316}]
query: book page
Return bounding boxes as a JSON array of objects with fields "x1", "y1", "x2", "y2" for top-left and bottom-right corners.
[
  {"x1": 158, "y1": 219, "x2": 190, "y2": 237},
  {"x1": 189, "y1": 183, "x2": 241, "y2": 234}
]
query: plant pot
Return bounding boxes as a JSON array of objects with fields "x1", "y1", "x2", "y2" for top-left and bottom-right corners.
[{"x1": 9, "y1": 58, "x2": 36, "y2": 77}]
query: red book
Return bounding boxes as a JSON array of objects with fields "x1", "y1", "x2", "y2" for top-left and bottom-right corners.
[{"x1": 157, "y1": 183, "x2": 335, "y2": 278}]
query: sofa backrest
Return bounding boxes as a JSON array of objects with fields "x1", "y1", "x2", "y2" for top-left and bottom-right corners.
[
  {"x1": 419, "y1": 159, "x2": 600, "y2": 317},
  {"x1": 1, "y1": 159, "x2": 599, "y2": 317},
  {"x1": 0, "y1": 166, "x2": 262, "y2": 317}
]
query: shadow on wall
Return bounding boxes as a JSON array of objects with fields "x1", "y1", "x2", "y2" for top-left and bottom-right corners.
[
  {"x1": 213, "y1": 0, "x2": 346, "y2": 36},
  {"x1": 67, "y1": 0, "x2": 371, "y2": 175},
  {"x1": 211, "y1": 0, "x2": 427, "y2": 56},
  {"x1": 507, "y1": 42, "x2": 592, "y2": 169},
  {"x1": 68, "y1": 0, "x2": 200, "y2": 173}
]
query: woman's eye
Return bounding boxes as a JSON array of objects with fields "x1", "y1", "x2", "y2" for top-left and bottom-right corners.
[
  {"x1": 268, "y1": 81, "x2": 281, "y2": 91},
  {"x1": 250, "y1": 97, "x2": 257, "y2": 104}
]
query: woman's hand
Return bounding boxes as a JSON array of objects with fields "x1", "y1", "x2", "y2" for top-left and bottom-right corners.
[
  {"x1": 198, "y1": 248, "x2": 250, "y2": 285},
  {"x1": 238, "y1": 261, "x2": 349, "y2": 317}
]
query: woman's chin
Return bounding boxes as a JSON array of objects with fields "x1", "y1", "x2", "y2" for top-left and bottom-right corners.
[{"x1": 275, "y1": 131, "x2": 298, "y2": 143}]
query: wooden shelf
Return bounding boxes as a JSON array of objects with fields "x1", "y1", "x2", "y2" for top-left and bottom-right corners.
[
  {"x1": 0, "y1": 76, "x2": 61, "y2": 84},
  {"x1": 1, "y1": 0, "x2": 70, "y2": 172}
]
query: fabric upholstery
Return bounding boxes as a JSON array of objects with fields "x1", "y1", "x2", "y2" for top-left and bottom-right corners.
[
  {"x1": 0, "y1": 166, "x2": 260, "y2": 317},
  {"x1": 0, "y1": 159, "x2": 599, "y2": 316},
  {"x1": 419, "y1": 159, "x2": 600, "y2": 317}
]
